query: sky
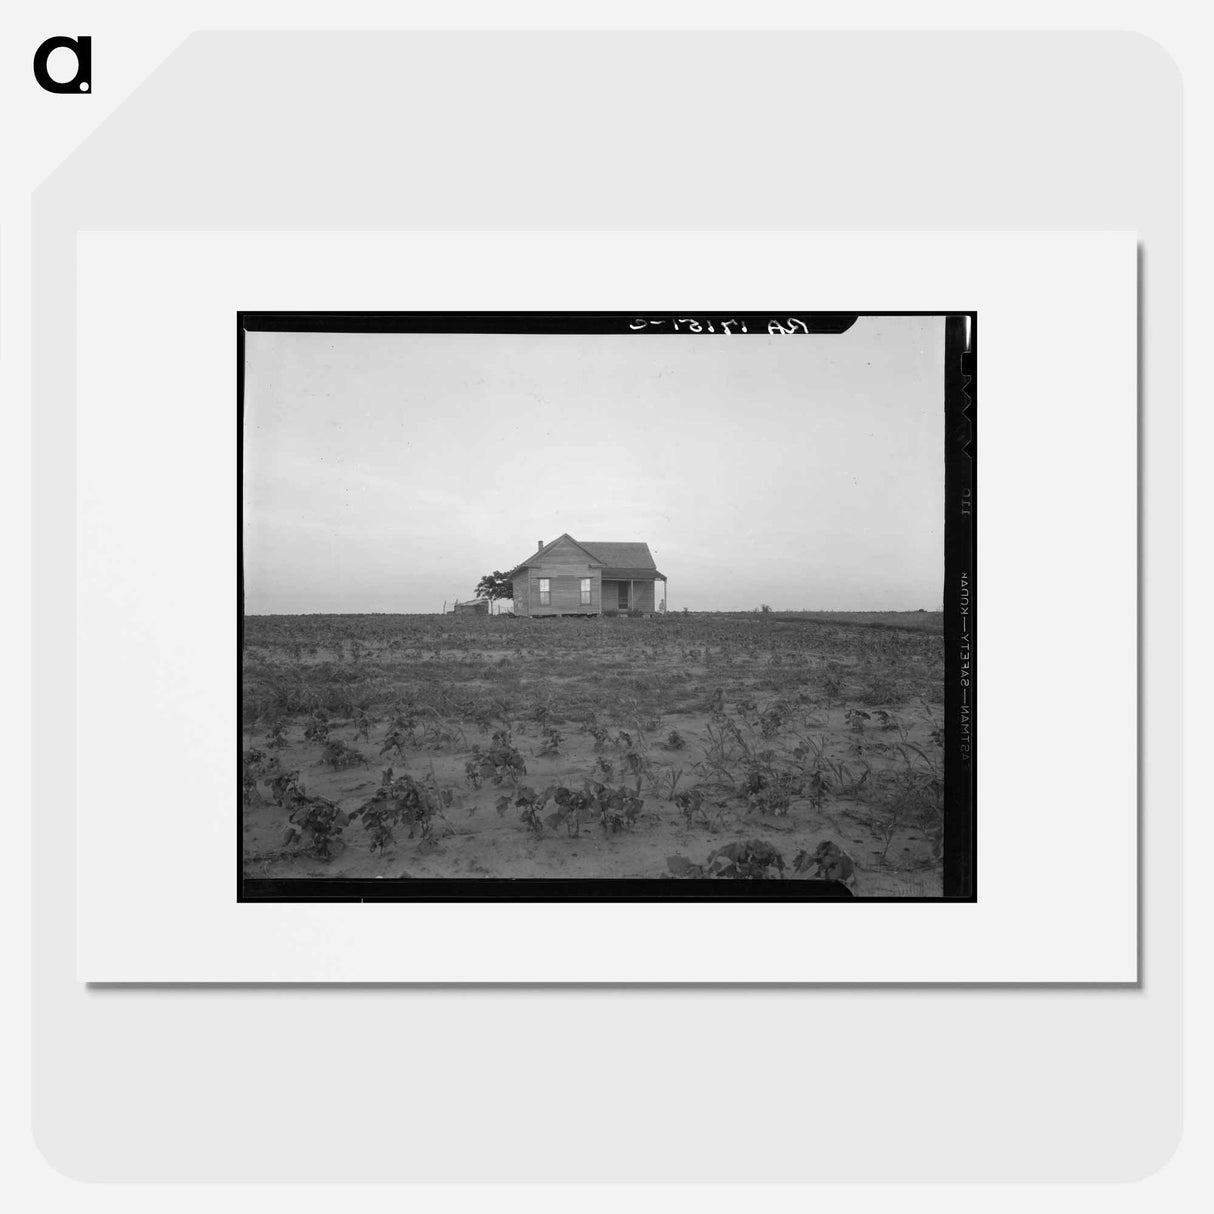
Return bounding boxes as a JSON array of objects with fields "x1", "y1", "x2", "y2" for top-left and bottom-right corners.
[{"x1": 242, "y1": 317, "x2": 945, "y2": 614}]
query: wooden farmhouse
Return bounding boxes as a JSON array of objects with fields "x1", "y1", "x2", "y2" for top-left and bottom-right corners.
[{"x1": 504, "y1": 534, "x2": 667, "y2": 618}]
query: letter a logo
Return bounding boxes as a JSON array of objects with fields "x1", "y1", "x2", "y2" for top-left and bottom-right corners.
[{"x1": 33, "y1": 36, "x2": 92, "y2": 93}]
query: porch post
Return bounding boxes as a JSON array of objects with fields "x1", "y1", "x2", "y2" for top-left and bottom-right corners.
[{"x1": 630, "y1": 579, "x2": 634, "y2": 612}]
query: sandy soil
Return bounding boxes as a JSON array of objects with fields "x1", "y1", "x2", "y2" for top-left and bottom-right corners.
[{"x1": 242, "y1": 614, "x2": 945, "y2": 896}]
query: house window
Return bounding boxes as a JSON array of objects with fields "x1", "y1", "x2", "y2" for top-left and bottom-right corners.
[
  {"x1": 580, "y1": 578, "x2": 591, "y2": 606},
  {"x1": 539, "y1": 577, "x2": 551, "y2": 606}
]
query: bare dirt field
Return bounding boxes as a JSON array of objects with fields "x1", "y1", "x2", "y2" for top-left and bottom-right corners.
[{"x1": 241, "y1": 612, "x2": 945, "y2": 895}]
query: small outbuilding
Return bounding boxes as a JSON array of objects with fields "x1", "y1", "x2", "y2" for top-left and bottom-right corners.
[
  {"x1": 504, "y1": 534, "x2": 667, "y2": 617},
  {"x1": 451, "y1": 597, "x2": 490, "y2": 615}
]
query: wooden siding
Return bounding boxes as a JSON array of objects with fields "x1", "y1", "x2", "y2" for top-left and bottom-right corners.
[
  {"x1": 512, "y1": 568, "x2": 531, "y2": 617},
  {"x1": 518, "y1": 537, "x2": 602, "y2": 615},
  {"x1": 534, "y1": 574, "x2": 600, "y2": 614},
  {"x1": 542, "y1": 535, "x2": 598, "y2": 565}
]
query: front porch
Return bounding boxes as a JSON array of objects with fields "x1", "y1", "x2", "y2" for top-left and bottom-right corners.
[{"x1": 600, "y1": 576, "x2": 666, "y2": 615}]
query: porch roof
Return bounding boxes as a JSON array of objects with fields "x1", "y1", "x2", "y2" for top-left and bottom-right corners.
[{"x1": 600, "y1": 568, "x2": 667, "y2": 581}]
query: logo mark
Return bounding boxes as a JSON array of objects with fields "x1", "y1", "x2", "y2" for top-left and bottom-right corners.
[{"x1": 33, "y1": 36, "x2": 91, "y2": 93}]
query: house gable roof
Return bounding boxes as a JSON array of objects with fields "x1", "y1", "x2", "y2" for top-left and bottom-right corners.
[
  {"x1": 505, "y1": 535, "x2": 665, "y2": 582},
  {"x1": 504, "y1": 533, "x2": 602, "y2": 580}
]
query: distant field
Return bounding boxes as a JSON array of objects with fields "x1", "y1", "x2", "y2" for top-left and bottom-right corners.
[
  {"x1": 241, "y1": 612, "x2": 945, "y2": 894},
  {"x1": 689, "y1": 610, "x2": 944, "y2": 633}
]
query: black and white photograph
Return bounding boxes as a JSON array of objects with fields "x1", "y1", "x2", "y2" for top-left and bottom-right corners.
[{"x1": 239, "y1": 311, "x2": 974, "y2": 900}]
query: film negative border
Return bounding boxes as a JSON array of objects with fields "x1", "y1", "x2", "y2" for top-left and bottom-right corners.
[{"x1": 238, "y1": 311, "x2": 976, "y2": 903}]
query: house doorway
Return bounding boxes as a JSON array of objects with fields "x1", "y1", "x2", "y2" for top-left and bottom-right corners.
[{"x1": 617, "y1": 582, "x2": 630, "y2": 610}]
